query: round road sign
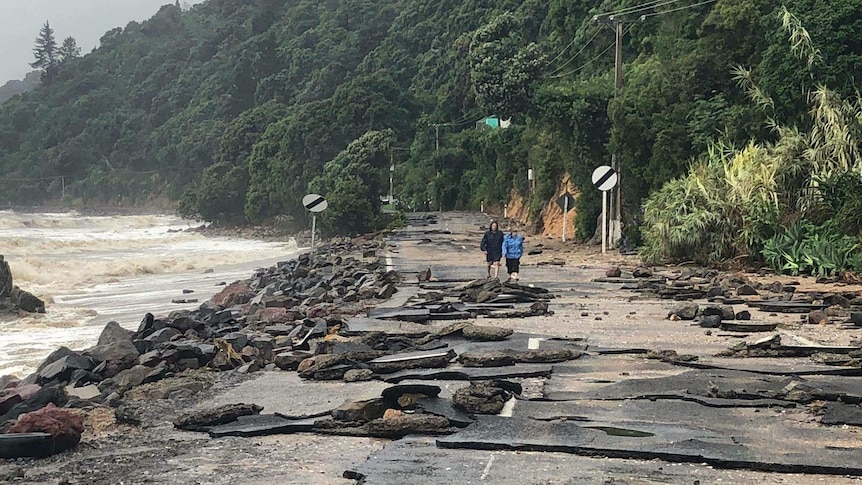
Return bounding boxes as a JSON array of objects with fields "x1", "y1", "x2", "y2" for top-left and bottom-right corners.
[
  {"x1": 302, "y1": 194, "x2": 328, "y2": 213},
  {"x1": 591, "y1": 166, "x2": 618, "y2": 192}
]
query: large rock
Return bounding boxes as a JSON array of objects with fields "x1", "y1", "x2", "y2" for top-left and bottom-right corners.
[
  {"x1": 0, "y1": 256, "x2": 11, "y2": 298},
  {"x1": 37, "y1": 354, "x2": 94, "y2": 383},
  {"x1": 669, "y1": 303, "x2": 699, "y2": 320},
  {"x1": 86, "y1": 340, "x2": 140, "y2": 367},
  {"x1": 332, "y1": 398, "x2": 387, "y2": 422},
  {"x1": 174, "y1": 403, "x2": 263, "y2": 431},
  {"x1": 8, "y1": 403, "x2": 84, "y2": 453},
  {"x1": 210, "y1": 281, "x2": 256, "y2": 307},
  {"x1": 0, "y1": 384, "x2": 67, "y2": 423},
  {"x1": 365, "y1": 414, "x2": 450, "y2": 438},
  {"x1": 11, "y1": 286, "x2": 45, "y2": 313},
  {"x1": 97, "y1": 321, "x2": 134, "y2": 346}
]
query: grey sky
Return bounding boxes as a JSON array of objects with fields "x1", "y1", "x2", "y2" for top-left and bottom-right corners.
[{"x1": 0, "y1": 0, "x2": 204, "y2": 83}]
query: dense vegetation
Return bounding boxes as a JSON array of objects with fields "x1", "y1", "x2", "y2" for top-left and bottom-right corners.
[{"x1": 0, "y1": 0, "x2": 860, "y2": 261}]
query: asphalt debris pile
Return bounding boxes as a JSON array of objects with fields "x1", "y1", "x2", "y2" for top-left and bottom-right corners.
[{"x1": 179, "y1": 383, "x2": 483, "y2": 439}]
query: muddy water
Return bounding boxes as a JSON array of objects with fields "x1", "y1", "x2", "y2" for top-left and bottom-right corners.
[{"x1": 0, "y1": 210, "x2": 300, "y2": 377}]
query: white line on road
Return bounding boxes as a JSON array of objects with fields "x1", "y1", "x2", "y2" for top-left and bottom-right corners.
[
  {"x1": 499, "y1": 397, "x2": 516, "y2": 417},
  {"x1": 385, "y1": 255, "x2": 394, "y2": 272},
  {"x1": 527, "y1": 338, "x2": 544, "y2": 350},
  {"x1": 480, "y1": 454, "x2": 496, "y2": 480}
]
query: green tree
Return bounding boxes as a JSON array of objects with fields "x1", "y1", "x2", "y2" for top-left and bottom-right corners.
[
  {"x1": 57, "y1": 37, "x2": 81, "y2": 63},
  {"x1": 31, "y1": 21, "x2": 59, "y2": 83}
]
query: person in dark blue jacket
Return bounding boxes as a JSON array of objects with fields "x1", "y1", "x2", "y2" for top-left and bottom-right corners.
[
  {"x1": 502, "y1": 225, "x2": 525, "y2": 281},
  {"x1": 480, "y1": 220, "x2": 504, "y2": 278}
]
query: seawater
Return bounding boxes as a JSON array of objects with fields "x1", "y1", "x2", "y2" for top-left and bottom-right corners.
[{"x1": 0, "y1": 210, "x2": 300, "y2": 377}]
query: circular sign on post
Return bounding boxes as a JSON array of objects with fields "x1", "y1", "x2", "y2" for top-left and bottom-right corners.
[
  {"x1": 591, "y1": 166, "x2": 618, "y2": 192},
  {"x1": 302, "y1": 194, "x2": 328, "y2": 212}
]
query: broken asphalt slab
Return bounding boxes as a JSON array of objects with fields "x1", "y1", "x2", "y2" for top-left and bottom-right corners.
[
  {"x1": 379, "y1": 363, "x2": 554, "y2": 383},
  {"x1": 436, "y1": 415, "x2": 862, "y2": 476}
]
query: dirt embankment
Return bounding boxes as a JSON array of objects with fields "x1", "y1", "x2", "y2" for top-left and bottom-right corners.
[{"x1": 505, "y1": 174, "x2": 578, "y2": 239}]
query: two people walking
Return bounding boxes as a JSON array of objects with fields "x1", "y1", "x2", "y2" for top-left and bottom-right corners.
[{"x1": 480, "y1": 220, "x2": 524, "y2": 281}]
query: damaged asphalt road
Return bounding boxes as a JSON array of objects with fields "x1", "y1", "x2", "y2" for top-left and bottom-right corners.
[{"x1": 4, "y1": 211, "x2": 862, "y2": 485}]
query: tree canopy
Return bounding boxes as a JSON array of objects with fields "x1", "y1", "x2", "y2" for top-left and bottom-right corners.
[{"x1": 0, "y1": 0, "x2": 861, "y2": 239}]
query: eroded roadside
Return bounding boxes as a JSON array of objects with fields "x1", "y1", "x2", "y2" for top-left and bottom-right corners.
[{"x1": 2, "y1": 212, "x2": 861, "y2": 484}]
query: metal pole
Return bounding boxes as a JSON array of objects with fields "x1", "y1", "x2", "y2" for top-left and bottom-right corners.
[
  {"x1": 61, "y1": 176, "x2": 65, "y2": 199},
  {"x1": 310, "y1": 215, "x2": 316, "y2": 257},
  {"x1": 435, "y1": 124, "x2": 440, "y2": 153},
  {"x1": 562, "y1": 196, "x2": 568, "y2": 243},
  {"x1": 602, "y1": 191, "x2": 607, "y2": 255},
  {"x1": 611, "y1": 21, "x2": 624, "y2": 244}
]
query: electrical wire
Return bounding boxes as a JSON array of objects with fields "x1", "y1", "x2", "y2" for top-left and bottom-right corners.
[
  {"x1": 549, "y1": 41, "x2": 615, "y2": 79},
  {"x1": 640, "y1": 0, "x2": 717, "y2": 18},
  {"x1": 548, "y1": 28, "x2": 603, "y2": 76},
  {"x1": 596, "y1": 0, "x2": 684, "y2": 18}
]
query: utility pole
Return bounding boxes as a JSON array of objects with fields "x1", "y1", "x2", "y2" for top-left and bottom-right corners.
[
  {"x1": 594, "y1": 14, "x2": 638, "y2": 246},
  {"x1": 431, "y1": 123, "x2": 444, "y2": 153}
]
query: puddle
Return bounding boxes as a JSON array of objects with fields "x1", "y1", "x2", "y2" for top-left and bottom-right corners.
[{"x1": 583, "y1": 426, "x2": 655, "y2": 437}]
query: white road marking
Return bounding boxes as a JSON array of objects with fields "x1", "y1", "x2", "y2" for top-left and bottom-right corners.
[
  {"x1": 480, "y1": 454, "x2": 496, "y2": 480},
  {"x1": 385, "y1": 255, "x2": 394, "y2": 272},
  {"x1": 527, "y1": 338, "x2": 544, "y2": 350},
  {"x1": 499, "y1": 397, "x2": 516, "y2": 417}
]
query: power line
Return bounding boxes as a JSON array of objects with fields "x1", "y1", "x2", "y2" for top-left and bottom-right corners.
[
  {"x1": 640, "y1": 0, "x2": 717, "y2": 18},
  {"x1": 596, "y1": 0, "x2": 684, "y2": 18},
  {"x1": 549, "y1": 42, "x2": 615, "y2": 79},
  {"x1": 548, "y1": 28, "x2": 603, "y2": 77}
]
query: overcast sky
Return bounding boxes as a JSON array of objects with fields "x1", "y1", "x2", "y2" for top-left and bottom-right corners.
[{"x1": 0, "y1": 0, "x2": 205, "y2": 83}]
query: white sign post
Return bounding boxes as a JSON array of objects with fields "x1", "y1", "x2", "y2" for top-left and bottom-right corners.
[
  {"x1": 556, "y1": 192, "x2": 575, "y2": 243},
  {"x1": 591, "y1": 166, "x2": 618, "y2": 255},
  {"x1": 302, "y1": 194, "x2": 328, "y2": 256}
]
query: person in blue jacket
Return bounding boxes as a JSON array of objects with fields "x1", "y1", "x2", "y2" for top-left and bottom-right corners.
[{"x1": 502, "y1": 225, "x2": 525, "y2": 282}]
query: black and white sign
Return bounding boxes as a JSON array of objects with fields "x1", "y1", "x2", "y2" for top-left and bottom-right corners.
[
  {"x1": 302, "y1": 194, "x2": 328, "y2": 213},
  {"x1": 591, "y1": 166, "x2": 618, "y2": 192},
  {"x1": 556, "y1": 192, "x2": 575, "y2": 213}
]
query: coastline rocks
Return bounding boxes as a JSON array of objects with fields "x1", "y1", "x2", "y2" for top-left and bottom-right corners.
[
  {"x1": 210, "y1": 281, "x2": 256, "y2": 307},
  {"x1": 8, "y1": 404, "x2": 83, "y2": 453},
  {"x1": 669, "y1": 303, "x2": 699, "y2": 320}
]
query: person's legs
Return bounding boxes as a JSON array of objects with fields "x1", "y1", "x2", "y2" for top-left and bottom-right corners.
[
  {"x1": 510, "y1": 258, "x2": 521, "y2": 281},
  {"x1": 492, "y1": 261, "x2": 500, "y2": 278}
]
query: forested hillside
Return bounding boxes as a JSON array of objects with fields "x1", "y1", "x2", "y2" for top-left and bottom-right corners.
[
  {"x1": 1, "y1": 0, "x2": 861, "y2": 248},
  {"x1": 0, "y1": 71, "x2": 41, "y2": 105}
]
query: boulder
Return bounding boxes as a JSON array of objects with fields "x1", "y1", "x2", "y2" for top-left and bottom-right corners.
[
  {"x1": 702, "y1": 305, "x2": 735, "y2": 321},
  {"x1": 209, "y1": 281, "x2": 256, "y2": 307},
  {"x1": 736, "y1": 284, "x2": 759, "y2": 296},
  {"x1": 0, "y1": 256, "x2": 12, "y2": 298},
  {"x1": 332, "y1": 398, "x2": 387, "y2": 422},
  {"x1": 11, "y1": 286, "x2": 45, "y2": 313},
  {"x1": 64, "y1": 385, "x2": 101, "y2": 401},
  {"x1": 0, "y1": 384, "x2": 66, "y2": 423},
  {"x1": 38, "y1": 354, "x2": 94, "y2": 383},
  {"x1": 137, "y1": 313, "x2": 156, "y2": 335},
  {"x1": 8, "y1": 404, "x2": 83, "y2": 453},
  {"x1": 258, "y1": 307, "x2": 291, "y2": 324},
  {"x1": 605, "y1": 266, "x2": 622, "y2": 278},
  {"x1": 86, "y1": 340, "x2": 140, "y2": 377},
  {"x1": 808, "y1": 310, "x2": 828, "y2": 325},
  {"x1": 274, "y1": 351, "x2": 312, "y2": 371},
  {"x1": 699, "y1": 315, "x2": 722, "y2": 328},
  {"x1": 669, "y1": 303, "x2": 698, "y2": 320},
  {"x1": 144, "y1": 327, "x2": 181, "y2": 344},
  {"x1": 97, "y1": 321, "x2": 134, "y2": 346},
  {"x1": 376, "y1": 284, "x2": 398, "y2": 300}
]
